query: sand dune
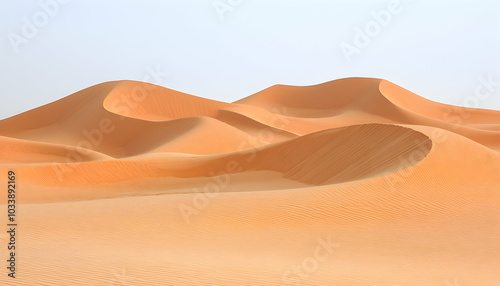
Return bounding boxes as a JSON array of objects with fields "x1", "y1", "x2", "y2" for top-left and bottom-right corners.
[
  {"x1": 0, "y1": 78, "x2": 498, "y2": 285},
  {"x1": 237, "y1": 78, "x2": 500, "y2": 150},
  {"x1": 0, "y1": 136, "x2": 112, "y2": 164},
  {"x1": 103, "y1": 80, "x2": 230, "y2": 121}
]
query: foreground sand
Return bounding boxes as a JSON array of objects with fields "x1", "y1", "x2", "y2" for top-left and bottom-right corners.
[{"x1": 0, "y1": 78, "x2": 499, "y2": 285}]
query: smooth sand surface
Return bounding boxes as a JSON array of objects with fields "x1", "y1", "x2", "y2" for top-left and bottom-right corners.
[{"x1": 0, "y1": 78, "x2": 499, "y2": 285}]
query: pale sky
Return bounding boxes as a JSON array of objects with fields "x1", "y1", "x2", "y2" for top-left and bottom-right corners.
[{"x1": 1, "y1": 0, "x2": 499, "y2": 120}]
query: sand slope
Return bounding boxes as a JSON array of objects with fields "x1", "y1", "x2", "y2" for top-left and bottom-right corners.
[{"x1": 0, "y1": 78, "x2": 499, "y2": 286}]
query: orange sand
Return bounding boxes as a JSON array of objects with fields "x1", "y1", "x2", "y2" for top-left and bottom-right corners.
[{"x1": 0, "y1": 78, "x2": 499, "y2": 285}]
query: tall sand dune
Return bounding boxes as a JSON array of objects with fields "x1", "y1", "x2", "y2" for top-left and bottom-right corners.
[{"x1": 0, "y1": 78, "x2": 498, "y2": 286}]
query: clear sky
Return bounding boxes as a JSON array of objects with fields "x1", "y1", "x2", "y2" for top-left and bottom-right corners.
[{"x1": 1, "y1": 0, "x2": 499, "y2": 120}]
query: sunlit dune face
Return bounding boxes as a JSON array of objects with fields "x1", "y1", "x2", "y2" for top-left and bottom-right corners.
[{"x1": 103, "y1": 81, "x2": 227, "y2": 121}]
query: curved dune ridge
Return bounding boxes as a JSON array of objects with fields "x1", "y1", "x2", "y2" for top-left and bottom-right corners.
[{"x1": 0, "y1": 78, "x2": 499, "y2": 286}]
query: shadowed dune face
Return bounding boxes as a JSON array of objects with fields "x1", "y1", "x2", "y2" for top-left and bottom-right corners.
[
  {"x1": 197, "y1": 123, "x2": 433, "y2": 186},
  {"x1": 214, "y1": 109, "x2": 299, "y2": 143},
  {"x1": 0, "y1": 77, "x2": 499, "y2": 286},
  {"x1": 254, "y1": 124, "x2": 432, "y2": 184}
]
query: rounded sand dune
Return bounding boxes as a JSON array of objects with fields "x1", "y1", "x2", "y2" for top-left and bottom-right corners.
[
  {"x1": 0, "y1": 77, "x2": 499, "y2": 286},
  {"x1": 235, "y1": 77, "x2": 385, "y2": 118},
  {"x1": 103, "y1": 80, "x2": 229, "y2": 121}
]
